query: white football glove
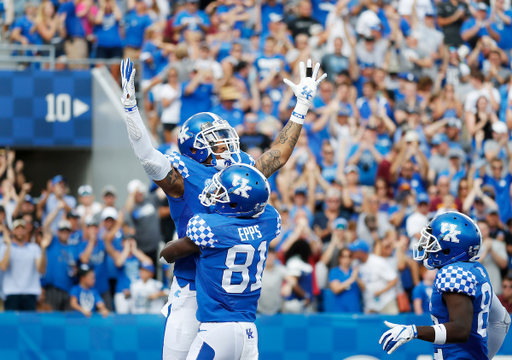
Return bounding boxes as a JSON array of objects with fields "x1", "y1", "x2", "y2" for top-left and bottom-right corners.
[
  {"x1": 120, "y1": 58, "x2": 137, "y2": 108},
  {"x1": 283, "y1": 59, "x2": 327, "y2": 123},
  {"x1": 379, "y1": 321, "x2": 418, "y2": 355}
]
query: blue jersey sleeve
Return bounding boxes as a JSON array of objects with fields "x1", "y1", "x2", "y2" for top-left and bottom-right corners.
[
  {"x1": 69, "y1": 285, "x2": 80, "y2": 298},
  {"x1": 186, "y1": 215, "x2": 219, "y2": 249},
  {"x1": 435, "y1": 265, "x2": 478, "y2": 297}
]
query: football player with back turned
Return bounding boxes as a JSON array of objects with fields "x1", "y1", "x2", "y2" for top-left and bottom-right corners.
[{"x1": 160, "y1": 163, "x2": 280, "y2": 360}]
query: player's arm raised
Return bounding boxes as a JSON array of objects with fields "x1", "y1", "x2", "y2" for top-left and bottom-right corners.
[
  {"x1": 159, "y1": 237, "x2": 200, "y2": 264},
  {"x1": 120, "y1": 58, "x2": 184, "y2": 198},
  {"x1": 379, "y1": 292, "x2": 473, "y2": 354},
  {"x1": 254, "y1": 60, "x2": 327, "y2": 178}
]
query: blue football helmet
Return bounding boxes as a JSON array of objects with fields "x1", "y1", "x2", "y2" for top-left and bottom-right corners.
[
  {"x1": 199, "y1": 164, "x2": 271, "y2": 218},
  {"x1": 178, "y1": 112, "x2": 240, "y2": 169},
  {"x1": 413, "y1": 211, "x2": 482, "y2": 270}
]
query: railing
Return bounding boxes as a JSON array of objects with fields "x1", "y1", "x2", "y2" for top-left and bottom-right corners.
[{"x1": 0, "y1": 44, "x2": 140, "y2": 70}]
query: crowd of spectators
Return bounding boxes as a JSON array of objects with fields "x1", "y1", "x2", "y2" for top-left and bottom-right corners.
[{"x1": 1, "y1": 0, "x2": 512, "y2": 316}]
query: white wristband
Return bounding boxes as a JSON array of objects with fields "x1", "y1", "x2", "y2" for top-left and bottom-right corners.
[
  {"x1": 432, "y1": 324, "x2": 447, "y2": 345},
  {"x1": 290, "y1": 103, "x2": 309, "y2": 124}
]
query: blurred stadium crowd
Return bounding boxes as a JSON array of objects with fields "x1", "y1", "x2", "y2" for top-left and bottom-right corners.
[{"x1": 1, "y1": 0, "x2": 512, "y2": 316}]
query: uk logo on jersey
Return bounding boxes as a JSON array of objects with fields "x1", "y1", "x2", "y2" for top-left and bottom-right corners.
[
  {"x1": 232, "y1": 175, "x2": 252, "y2": 198},
  {"x1": 179, "y1": 126, "x2": 192, "y2": 144},
  {"x1": 440, "y1": 222, "x2": 461, "y2": 243}
]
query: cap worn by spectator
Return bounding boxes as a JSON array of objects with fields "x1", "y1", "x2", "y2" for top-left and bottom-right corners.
[
  {"x1": 338, "y1": 105, "x2": 351, "y2": 117},
  {"x1": 24, "y1": 194, "x2": 34, "y2": 204},
  {"x1": 399, "y1": 72, "x2": 418, "y2": 83},
  {"x1": 78, "y1": 185, "x2": 93, "y2": 197},
  {"x1": 77, "y1": 264, "x2": 92, "y2": 278},
  {"x1": 101, "y1": 207, "x2": 118, "y2": 221},
  {"x1": 417, "y1": 193, "x2": 430, "y2": 205},
  {"x1": 140, "y1": 263, "x2": 155, "y2": 274},
  {"x1": 492, "y1": 121, "x2": 508, "y2": 134},
  {"x1": 58, "y1": 219, "x2": 72, "y2": 231},
  {"x1": 404, "y1": 131, "x2": 420, "y2": 143},
  {"x1": 13, "y1": 218, "x2": 26, "y2": 229},
  {"x1": 332, "y1": 218, "x2": 348, "y2": 231},
  {"x1": 446, "y1": 118, "x2": 462, "y2": 129},
  {"x1": 448, "y1": 148, "x2": 461, "y2": 159},
  {"x1": 269, "y1": 13, "x2": 283, "y2": 23},
  {"x1": 102, "y1": 185, "x2": 117, "y2": 197},
  {"x1": 52, "y1": 175, "x2": 65, "y2": 185},
  {"x1": 127, "y1": 179, "x2": 148, "y2": 194},
  {"x1": 220, "y1": 87, "x2": 242, "y2": 101},
  {"x1": 67, "y1": 210, "x2": 80, "y2": 219},
  {"x1": 295, "y1": 188, "x2": 307, "y2": 196},
  {"x1": 477, "y1": 2, "x2": 489, "y2": 11},
  {"x1": 431, "y1": 133, "x2": 449, "y2": 145},
  {"x1": 345, "y1": 164, "x2": 360, "y2": 175},
  {"x1": 348, "y1": 240, "x2": 370, "y2": 253},
  {"x1": 487, "y1": 208, "x2": 499, "y2": 215},
  {"x1": 86, "y1": 218, "x2": 99, "y2": 227}
]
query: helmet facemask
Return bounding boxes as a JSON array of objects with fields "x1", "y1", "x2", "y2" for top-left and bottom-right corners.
[
  {"x1": 194, "y1": 120, "x2": 241, "y2": 169},
  {"x1": 199, "y1": 172, "x2": 231, "y2": 208},
  {"x1": 413, "y1": 226, "x2": 442, "y2": 263}
]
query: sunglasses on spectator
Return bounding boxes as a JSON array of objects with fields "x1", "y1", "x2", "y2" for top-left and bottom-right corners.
[{"x1": 492, "y1": 166, "x2": 502, "y2": 170}]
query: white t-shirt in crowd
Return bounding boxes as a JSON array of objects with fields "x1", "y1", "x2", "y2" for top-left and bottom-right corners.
[
  {"x1": 479, "y1": 240, "x2": 508, "y2": 295},
  {"x1": 130, "y1": 278, "x2": 165, "y2": 314},
  {"x1": 325, "y1": 11, "x2": 355, "y2": 57},
  {"x1": 357, "y1": 253, "x2": 397, "y2": 313},
  {"x1": 464, "y1": 87, "x2": 501, "y2": 114},
  {"x1": 0, "y1": 242, "x2": 42, "y2": 296},
  {"x1": 398, "y1": 0, "x2": 434, "y2": 20},
  {"x1": 258, "y1": 263, "x2": 288, "y2": 315},
  {"x1": 159, "y1": 84, "x2": 182, "y2": 125}
]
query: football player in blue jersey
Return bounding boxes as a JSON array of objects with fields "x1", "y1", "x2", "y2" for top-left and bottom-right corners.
[
  {"x1": 119, "y1": 58, "x2": 326, "y2": 360},
  {"x1": 379, "y1": 211, "x2": 510, "y2": 359},
  {"x1": 160, "y1": 163, "x2": 280, "y2": 360}
]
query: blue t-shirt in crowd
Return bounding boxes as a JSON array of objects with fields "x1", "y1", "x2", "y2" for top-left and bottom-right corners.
[
  {"x1": 347, "y1": 143, "x2": 388, "y2": 186},
  {"x1": 124, "y1": 10, "x2": 152, "y2": 48},
  {"x1": 94, "y1": 13, "x2": 122, "y2": 48},
  {"x1": 482, "y1": 173, "x2": 512, "y2": 223},
  {"x1": 460, "y1": 18, "x2": 500, "y2": 48},
  {"x1": 116, "y1": 255, "x2": 140, "y2": 292},
  {"x1": 396, "y1": 173, "x2": 427, "y2": 196},
  {"x1": 495, "y1": 10, "x2": 512, "y2": 50},
  {"x1": 70, "y1": 285, "x2": 104, "y2": 312},
  {"x1": 304, "y1": 122, "x2": 330, "y2": 162},
  {"x1": 140, "y1": 41, "x2": 168, "y2": 81},
  {"x1": 98, "y1": 227, "x2": 123, "y2": 280},
  {"x1": 328, "y1": 267, "x2": 362, "y2": 313},
  {"x1": 438, "y1": 167, "x2": 466, "y2": 196},
  {"x1": 254, "y1": 54, "x2": 289, "y2": 79},
  {"x1": 412, "y1": 281, "x2": 433, "y2": 314},
  {"x1": 68, "y1": 229, "x2": 84, "y2": 246},
  {"x1": 265, "y1": 85, "x2": 286, "y2": 118},
  {"x1": 180, "y1": 82, "x2": 213, "y2": 124},
  {"x1": 43, "y1": 239, "x2": 79, "y2": 292},
  {"x1": 356, "y1": 96, "x2": 393, "y2": 122},
  {"x1": 311, "y1": 0, "x2": 336, "y2": 26},
  {"x1": 12, "y1": 15, "x2": 41, "y2": 45},
  {"x1": 261, "y1": 2, "x2": 284, "y2": 29},
  {"x1": 210, "y1": 104, "x2": 244, "y2": 128},
  {"x1": 78, "y1": 240, "x2": 109, "y2": 295},
  {"x1": 173, "y1": 9, "x2": 210, "y2": 33},
  {"x1": 58, "y1": 1, "x2": 85, "y2": 37}
]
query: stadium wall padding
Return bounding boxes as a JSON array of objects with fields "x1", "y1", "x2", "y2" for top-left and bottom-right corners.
[{"x1": 0, "y1": 313, "x2": 510, "y2": 360}]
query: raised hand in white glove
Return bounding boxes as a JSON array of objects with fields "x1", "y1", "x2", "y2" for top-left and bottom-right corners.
[
  {"x1": 283, "y1": 59, "x2": 327, "y2": 124},
  {"x1": 379, "y1": 321, "x2": 418, "y2": 355},
  {"x1": 120, "y1": 58, "x2": 137, "y2": 108}
]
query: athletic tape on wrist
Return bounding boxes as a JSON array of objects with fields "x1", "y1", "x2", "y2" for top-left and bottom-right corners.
[{"x1": 432, "y1": 324, "x2": 447, "y2": 344}]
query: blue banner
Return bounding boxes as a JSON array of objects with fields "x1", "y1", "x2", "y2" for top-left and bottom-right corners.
[
  {"x1": 0, "y1": 71, "x2": 92, "y2": 148},
  {"x1": 0, "y1": 313, "x2": 510, "y2": 360}
]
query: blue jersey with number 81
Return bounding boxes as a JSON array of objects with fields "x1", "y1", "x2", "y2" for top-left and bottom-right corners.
[
  {"x1": 430, "y1": 261, "x2": 492, "y2": 360},
  {"x1": 186, "y1": 206, "x2": 281, "y2": 322}
]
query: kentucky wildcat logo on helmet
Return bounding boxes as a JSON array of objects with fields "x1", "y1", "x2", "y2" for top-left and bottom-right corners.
[
  {"x1": 178, "y1": 112, "x2": 241, "y2": 170},
  {"x1": 413, "y1": 211, "x2": 482, "y2": 270},
  {"x1": 199, "y1": 164, "x2": 271, "y2": 218}
]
